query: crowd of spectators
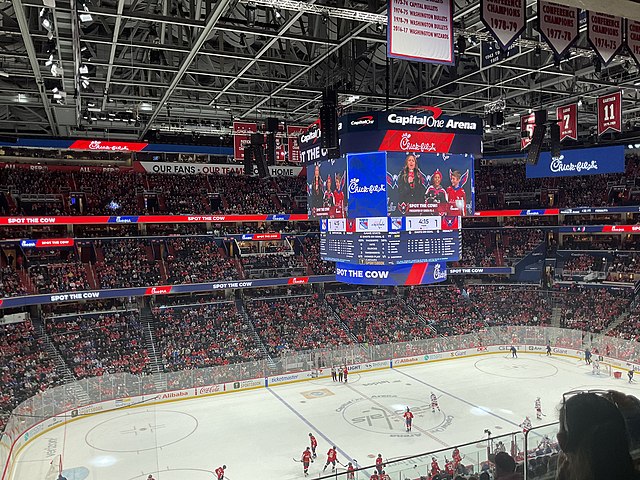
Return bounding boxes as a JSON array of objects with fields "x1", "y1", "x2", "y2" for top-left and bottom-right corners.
[
  {"x1": 0, "y1": 265, "x2": 29, "y2": 297},
  {"x1": 209, "y1": 174, "x2": 279, "y2": 214},
  {"x1": 153, "y1": 303, "x2": 261, "y2": 371},
  {"x1": 607, "y1": 309, "x2": 640, "y2": 341},
  {"x1": 0, "y1": 319, "x2": 63, "y2": 431},
  {"x1": 458, "y1": 230, "x2": 499, "y2": 267},
  {"x1": 561, "y1": 254, "x2": 597, "y2": 274},
  {"x1": 29, "y1": 262, "x2": 89, "y2": 294},
  {"x1": 165, "y1": 237, "x2": 238, "y2": 284},
  {"x1": 241, "y1": 254, "x2": 305, "y2": 279},
  {"x1": 554, "y1": 286, "x2": 632, "y2": 333},
  {"x1": 45, "y1": 310, "x2": 150, "y2": 378},
  {"x1": 146, "y1": 174, "x2": 212, "y2": 214},
  {"x1": 94, "y1": 239, "x2": 161, "y2": 288},
  {"x1": 302, "y1": 236, "x2": 334, "y2": 275},
  {"x1": 468, "y1": 285, "x2": 551, "y2": 327},
  {"x1": 408, "y1": 285, "x2": 486, "y2": 336},
  {"x1": 500, "y1": 229, "x2": 544, "y2": 260},
  {"x1": 327, "y1": 290, "x2": 433, "y2": 344},
  {"x1": 246, "y1": 295, "x2": 352, "y2": 355}
]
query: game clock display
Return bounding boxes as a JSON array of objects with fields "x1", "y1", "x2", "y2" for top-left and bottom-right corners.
[{"x1": 320, "y1": 229, "x2": 460, "y2": 265}]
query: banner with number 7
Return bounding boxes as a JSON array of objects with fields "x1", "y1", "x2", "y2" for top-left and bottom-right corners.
[
  {"x1": 597, "y1": 91, "x2": 622, "y2": 136},
  {"x1": 557, "y1": 103, "x2": 578, "y2": 142}
]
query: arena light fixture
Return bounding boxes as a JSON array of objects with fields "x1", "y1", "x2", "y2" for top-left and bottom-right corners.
[{"x1": 79, "y1": 3, "x2": 93, "y2": 22}]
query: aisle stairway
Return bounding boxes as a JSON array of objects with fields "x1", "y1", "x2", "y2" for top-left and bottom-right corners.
[
  {"x1": 324, "y1": 298, "x2": 360, "y2": 343},
  {"x1": 33, "y1": 319, "x2": 90, "y2": 405},
  {"x1": 604, "y1": 310, "x2": 631, "y2": 335},
  {"x1": 140, "y1": 307, "x2": 166, "y2": 391},
  {"x1": 235, "y1": 299, "x2": 277, "y2": 370},
  {"x1": 399, "y1": 295, "x2": 437, "y2": 336}
]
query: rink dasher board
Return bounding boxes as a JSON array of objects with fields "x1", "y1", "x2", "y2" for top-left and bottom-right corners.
[{"x1": 2, "y1": 345, "x2": 633, "y2": 480}]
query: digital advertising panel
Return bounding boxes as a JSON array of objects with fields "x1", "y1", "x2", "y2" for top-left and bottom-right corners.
[{"x1": 306, "y1": 155, "x2": 347, "y2": 219}]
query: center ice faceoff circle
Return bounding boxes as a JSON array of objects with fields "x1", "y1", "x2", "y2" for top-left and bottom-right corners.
[
  {"x1": 85, "y1": 410, "x2": 198, "y2": 452},
  {"x1": 340, "y1": 395, "x2": 451, "y2": 435},
  {"x1": 473, "y1": 357, "x2": 559, "y2": 379}
]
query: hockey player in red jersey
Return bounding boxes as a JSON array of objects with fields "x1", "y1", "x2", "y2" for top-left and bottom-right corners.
[
  {"x1": 346, "y1": 462, "x2": 355, "y2": 480},
  {"x1": 452, "y1": 447, "x2": 462, "y2": 467},
  {"x1": 215, "y1": 465, "x2": 226, "y2": 480},
  {"x1": 309, "y1": 433, "x2": 318, "y2": 459},
  {"x1": 444, "y1": 458, "x2": 455, "y2": 477},
  {"x1": 430, "y1": 392, "x2": 440, "y2": 412},
  {"x1": 301, "y1": 447, "x2": 312, "y2": 476},
  {"x1": 375, "y1": 454, "x2": 384, "y2": 474},
  {"x1": 521, "y1": 416, "x2": 532, "y2": 433},
  {"x1": 379, "y1": 470, "x2": 390, "y2": 480},
  {"x1": 323, "y1": 446, "x2": 338, "y2": 471},
  {"x1": 369, "y1": 473, "x2": 379, "y2": 480},
  {"x1": 430, "y1": 457, "x2": 441, "y2": 477},
  {"x1": 403, "y1": 407, "x2": 414, "y2": 432}
]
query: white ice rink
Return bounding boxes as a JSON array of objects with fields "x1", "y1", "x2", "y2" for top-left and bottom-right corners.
[{"x1": 11, "y1": 353, "x2": 640, "y2": 480}]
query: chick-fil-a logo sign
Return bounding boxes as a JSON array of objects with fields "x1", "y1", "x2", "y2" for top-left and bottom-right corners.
[
  {"x1": 348, "y1": 178, "x2": 386, "y2": 194},
  {"x1": 399, "y1": 133, "x2": 437, "y2": 153},
  {"x1": 70, "y1": 140, "x2": 148, "y2": 152}
]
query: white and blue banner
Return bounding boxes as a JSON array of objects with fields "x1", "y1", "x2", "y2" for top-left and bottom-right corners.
[
  {"x1": 335, "y1": 261, "x2": 448, "y2": 286},
  {"x1": 525, "y1": 145, "x2": 625, "y2": 178}
]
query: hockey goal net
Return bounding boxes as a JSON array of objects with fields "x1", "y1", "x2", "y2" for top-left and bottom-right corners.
[{"x1": 45, "y1": 454, "x2": 62, "y2": 480}]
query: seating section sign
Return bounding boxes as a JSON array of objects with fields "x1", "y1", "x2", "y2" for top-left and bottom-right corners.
[{"x1": 387, "y1": 0, "x2": 454, "y2": 64}]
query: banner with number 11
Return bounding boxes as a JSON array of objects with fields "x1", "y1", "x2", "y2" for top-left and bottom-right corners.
[{"x1": 597, "y1": 91, "x2": 622, "y2": 136}]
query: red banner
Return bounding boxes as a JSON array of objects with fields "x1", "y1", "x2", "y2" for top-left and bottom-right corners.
[
  {"x1": 557, "y1": 103, "x2": 578, "y2": 141},
  {"x1": 69, "y1": 140, "x2": 148, "y2": 152},
  {"x1": 233, "y1": 122, "x2": 257, "y2": 160},
  {"x1": 480, "y1": 0, "x2": 526, "y2": 49},
  {"x1": 0, "y1": 214, "x2": 310, "y2": 226},
  {"x1": 588, "y1": 12, "x2": 623, "y2": 65},
  {"x1": 626, "y1": 19, "x2": 640, "y2": 66},
  {"x1": 520, "y1": 113, "x2": 536, "y2": 149},
  {"x1": 537, "y1": 1, "x2": 579, "y2": 57},
  {"x1": 0, "y1": 163, "x2": 129, "y2": 174},
  {"x1": 287, "y1": 126, "x2": 306, "y2": 164},
  {"x1": 597, "y1": 91, "x2": 622, "y2": 136},
  {"x1": 378, "y1": 131, "x2": 455, "y2": 153}
]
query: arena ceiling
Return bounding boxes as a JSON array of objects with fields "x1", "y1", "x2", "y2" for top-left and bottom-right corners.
[{"x1": 2, "y1": 0, "x2": 640, "y2": 152}]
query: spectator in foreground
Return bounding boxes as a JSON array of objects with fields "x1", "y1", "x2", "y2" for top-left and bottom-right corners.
[
  {"x1": 494, "y1": 452, "x2": 522, "y2": 480},
  {"x1": 556, "y1": 390, "x2": 640, "y2": 480}
]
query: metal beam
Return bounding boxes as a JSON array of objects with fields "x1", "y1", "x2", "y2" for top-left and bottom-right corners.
[
  {"x1": 101, "y1": 0, "x2": 125, "y2": 111},
  {"x1": 12, "y1": 0, "x2": 59, "y2": 135},
  {"x1": 138, "y1": 0, "x2": 232, "y2": 138},
  {"x1": 561, "y1": 0, "x2": 640, "y2": 21}
]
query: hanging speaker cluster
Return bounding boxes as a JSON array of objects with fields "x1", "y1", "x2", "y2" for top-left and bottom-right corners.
[{"x1": 320, "y1": 86, "x2": 339, "y2": 158}]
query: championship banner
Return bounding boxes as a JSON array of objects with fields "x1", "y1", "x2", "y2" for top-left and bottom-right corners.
[
  {"x1": 480, "y1": 41, "x2": 519, "y2": 68},
  {"x1": 233, "y1": 122, "x2": 257, "y2": 160},
  {"x1": 597, "y1": 91, "x2": 622, "y2": 135},
  {"x1": 521, "y1": 113, "x2": 536, "y2": 149},
  {"x1": 335, "y1": 261, "x2": 448, "y2": 286},
  {"x1": 480, "y1": 0, "x2": 526, "y2": 49},
  {"x1": 287, "y1": 126, "x2": 306, "y2": 164},
  {"x1": 537, "y1": 1, "x2": 579, "y2": 57},
  {"x1": 625, "y1": 19, "x2": 640, "y2": 66},
  {"x1": 557, "y1": 103, "x2": 578, "y2": 141},
  {"x1": 387, "y1": 0, "x2": 454, "y2": 64},
  {"x1": 588, "y1": 12, "x2": 623, "y2": 65}
]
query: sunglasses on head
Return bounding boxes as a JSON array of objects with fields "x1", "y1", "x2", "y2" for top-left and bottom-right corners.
[{"x1": 561, "y1": 389, "x2": 624, "y2": 435}]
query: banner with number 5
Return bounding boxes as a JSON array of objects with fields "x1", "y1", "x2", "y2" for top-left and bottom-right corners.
[
  {"x1": 557, "y1": 103, "x2": 578, "y2": 141},
  {"x1": 597, "y1": 91, "x2": 622, "y2": 136}
]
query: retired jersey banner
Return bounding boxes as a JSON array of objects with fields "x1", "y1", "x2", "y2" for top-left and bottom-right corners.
[
  {"x1": 387, "y1": 0, "x2": 454, "y2": 64},
  {"x1": 597, "y1": 91, "x2": 622, "y2": 135},
  {"x1": 480, "y1": 0, "x2": 526, "y2": 49},
  {"x1": 233, "y1": 122, "x2": 257, "y2": 160},
  {"x1": 625, "y1": 20, "x2": 640, "y2": 66},
  {"x1": 480, "y1": 41, "x2": 519, "y2": 67},
  {"x1": 588, "y1": 12, "x2": 623, "y2": 65},
  {"x1": 287, "y1": 126, "x2": 306, "y2": 163},
  {"x1": 521, "y1": 113, "x2": 536, "y2": 149},
  {"x1": 537, "y1": 1, "x2": 579, "y2": 57},
  {"x1": 557, "y1": 103, "x2": 578, "y2": 141}
]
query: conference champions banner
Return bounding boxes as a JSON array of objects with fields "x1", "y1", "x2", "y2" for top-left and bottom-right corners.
[
  {"x1": 525, "y1": 145, "x2": 625, "y2": 178},
  {"x1": 626, "y1": 20, "x2": 640, "y2": 66},
  {"x1": 597, "y1": 91, "x2": 622, "y2": 135},
  {"x1": 387, "y1": 0, "x2": 454, "y2": 64},
  {"x1": 335, "y1": 261, "x2": 448, "y2": 286},
  {"x1": 588, "y1": 11, "x2": 623, "y2": 65},
  {"x1": 480, "y1": 0, "x2": 526, "y2": 49},
  {"x1": 557, "y1": 103, "x2": 578, "y2": 141},
  {"x1": 537, "y1": 1, "x2": 579, "y2": 57}
]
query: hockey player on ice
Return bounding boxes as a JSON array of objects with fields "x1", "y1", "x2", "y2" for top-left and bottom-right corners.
[
  {"x1": 309, "y1": 433, "x2": 317, "y2": 459},
  {"x1": 535, "y1": 397, "x2": 543, "y2": 420},
  {"x1": 346, "y1": 462, "x2": 355, "y2": 479},
  {"x1": 521, "y1": 416, "x2": 532, "y2": 433},
  {"x1": 592, "y1": 359, "x2": 600, "y2": 375},
  {"x1": 403, "y1": 407, "x2": 414, "y2": 432},
  {"x1": 301, "y1": 447, "x2": 312, "y2": 476},
  {"x1": 215, "y1": 465, "x2": 226, "y2": 480},
  {"x1": 375, "y1": 454, "x2": 384, "y2": 474},
  {"x1": 323, "y1": 446, "x2": 338, "y2": 471},
  {"x1": 431, "y1": 392, "x2": 441, "y2": 412},
  {"x1": 430, "y1": 457, "x2": 441, "y2": 477}
]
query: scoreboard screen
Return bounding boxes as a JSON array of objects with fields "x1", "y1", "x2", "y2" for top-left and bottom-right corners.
[{"x1": 320, "y1": 229, "x2": 460, "y2": 265}]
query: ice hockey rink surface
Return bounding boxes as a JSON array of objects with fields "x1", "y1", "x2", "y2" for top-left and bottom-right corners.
[{"x1": 11, "y1": 353, "x2": 640, "y2": 480}]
